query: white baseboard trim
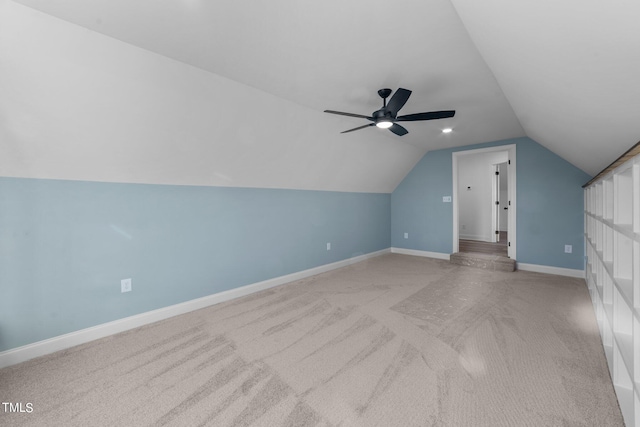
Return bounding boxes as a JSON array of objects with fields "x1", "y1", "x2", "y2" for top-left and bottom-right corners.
[
  {"x1": 516, "y1": 262, "x2": 585, "y2": 278},
  {"x1": 390, "y1": 247, "x2": 451, "y2": 260},
  {"x1": 0, "y1": 248, "x2": 390, "y2": 369},
  {"x1": 389, "y1": 248, "x2": 584, "y2": 278}
]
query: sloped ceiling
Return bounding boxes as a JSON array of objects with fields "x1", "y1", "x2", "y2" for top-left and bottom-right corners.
[
  {"x1": 2, "y1": 0, "x2": 639, "y2": 193},
  {"x1": 449, "y1": 0, "x2": 640, "y2": 177},
  {"x1": 0, "y1": 1, "x2": 428, "y2": 193}
]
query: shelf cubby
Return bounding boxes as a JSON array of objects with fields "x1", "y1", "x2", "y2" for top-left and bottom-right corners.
[
  {"x1": 614, "y1": 341, "x2": 635, "y2": 426},
  {"x1": 604, "y1": 224, "x2": 614, "y2": 264},
  {"x1": 615, "y1": 167, "x2": 633, "y2": 226},
  {"x1": 604, "y1": 177, "x2": 614, "y2": 221},
  {"x1": 604, "y1": 308, "x2": 614, "y2": 347},
  {"x1": 596, "y1": 220, "x2": 603, "y2": 253},
  {"x1": 615, "y1": 231, "x2": 633, "y2": 281},
  {"x1": 604, "y1": 272, "x2": 614, "y2": 306},
  {"x1": 596, "y1": 259, "x2": 604, "y2": 298},
  {"x1": 634, "y1": 165, "x2": 640, "y2": 234},
  {"x1": 596, "y1": 182, "x2": 603, "y2": 217},
  {"x1": 634, "y1": 315, "x2": 640, "y2": 387},
  {"x1": 635, "y1": 241, "x2": 640, "y2": 311},
  {"x1": 614, "y1": 287, "x2": 634, "y2": 375},
  {"x1": 597, "y1": 296, "x2": 604, "y2": 334}
]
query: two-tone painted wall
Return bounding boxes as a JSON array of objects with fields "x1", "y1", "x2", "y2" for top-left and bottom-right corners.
[
  {"x1": 1, "y1": 137, "x2": 591, "y2": 358},
  {"x1": 0, "y1": 178, "x2": 390, "y2": 352}
]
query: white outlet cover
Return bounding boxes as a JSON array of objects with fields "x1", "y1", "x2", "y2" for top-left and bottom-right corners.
[
  {"x1": 326, "y1": 243, "x2": 331, "y2": 251},
  {"x1": 404, "y1": 233, "x2": 408, "y2": 239},
  {"x1": 564, "y1": 245, "x2": 572, "y2": 253},
  {"x1": 121, "y1": 278, "x2": 132, "y2": 293},
  {"x1": 443, "y1": 196, "x2": 452, "y2": 203}
]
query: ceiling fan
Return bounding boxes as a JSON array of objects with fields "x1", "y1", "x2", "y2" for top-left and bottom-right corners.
[{"x1": 324, "y1": 88, "x2": 455, "y2": 136}]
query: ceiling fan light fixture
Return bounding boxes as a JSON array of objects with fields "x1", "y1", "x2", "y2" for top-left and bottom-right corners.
[{"x1": 376, "y1": 120, "x2": 393, "y2": 129}]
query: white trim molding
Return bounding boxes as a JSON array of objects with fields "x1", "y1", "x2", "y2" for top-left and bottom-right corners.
[
  {"x1": 391, "y1": 247, "x2": 451, "y2": 260},
  {"x1": 452, "y1": 144, "x2": 517, "y2": 259},
  {"x1": 516, "y1": 262, "x2": 585, "y2": 278},
  {"x1": 0, "y1": 248, "x2": 390, "y2": 369}
]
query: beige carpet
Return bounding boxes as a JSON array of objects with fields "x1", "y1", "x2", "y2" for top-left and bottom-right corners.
[{"x1": 0, "y1": 254, "x2": 623, "y2": 426}]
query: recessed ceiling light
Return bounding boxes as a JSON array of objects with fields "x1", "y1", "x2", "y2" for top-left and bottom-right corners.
[
  {"x1": 376, "y1": 121, "x2": 393, "y2": 129},
  {"x1": 442, "y1": 128, "x2": 452, "y2": 133}
]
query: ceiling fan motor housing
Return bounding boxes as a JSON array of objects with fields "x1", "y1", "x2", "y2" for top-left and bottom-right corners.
[{"x1": 372, "y1": 109, "x2": 393, "y2": 123}]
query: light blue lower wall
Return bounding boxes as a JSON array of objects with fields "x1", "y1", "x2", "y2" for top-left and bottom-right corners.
[
  {"x1": 391, "y1": 137, "x2": 591, "y2": 270},
  {"x1": 0, "y1": 178, "x2": 390, "y2": 352}
]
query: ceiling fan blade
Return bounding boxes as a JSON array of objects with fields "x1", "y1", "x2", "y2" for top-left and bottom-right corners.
[
  {"x1": 389, "y1": 123, "x2": 408, "y2": 136},
  {"x1": 324, "y1": 110, "x2": 372, "y2": 120},
  {"x1": 341, "y1": 123, "x2": 375, "y2": 134},
  {"x1": 396, "y1": 110, "x2": 456, "y2": 122},
  {"x1": 386, "y1": 88, "x2": 412, "y2": 116}
]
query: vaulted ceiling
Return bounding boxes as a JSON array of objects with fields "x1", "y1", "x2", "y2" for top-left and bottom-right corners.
[{"x1": 2, "y1": 0, "x2": 639, "y2": 192}]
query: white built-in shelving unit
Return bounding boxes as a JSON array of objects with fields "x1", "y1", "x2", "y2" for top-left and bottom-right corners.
[{"x1": 584, "y1": 151, "x2": 640, "y2": 427}]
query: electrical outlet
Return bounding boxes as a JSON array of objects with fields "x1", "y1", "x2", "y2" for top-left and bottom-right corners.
[
  {"x1": 121, "y1": 278, "x2": 132, "y2": 293},
  {"x1": 404, "y1": 233, "x2": 408, "y2": 239},
  {"x1": 443, "y1": 196, "x2": 452, "y2": 203},
  {"x1": 326, "y1": 242, "x2": 331, "y2": 251},
  {"x1": 564, "y1": 245, "x2": 572, "y2": 254},
  {"x1": 462, "y1": 224, "x2": 466, "y2": 230}
]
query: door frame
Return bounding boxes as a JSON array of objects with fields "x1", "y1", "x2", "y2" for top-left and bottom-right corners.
[
  {"x1": 452, "y1": 144, "x2": 517, "y2": 259},
  {"x1": 492, "y1": 163, "x2": 500, "y2": 243}
]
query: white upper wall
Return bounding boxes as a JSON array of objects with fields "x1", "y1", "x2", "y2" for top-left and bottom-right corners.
[
  {"x1": 2, "y1": 0, "x2": 526, "y2": 192},
  {"x1": 0, "y1": 1, "x2": 425, "y2": 192}
]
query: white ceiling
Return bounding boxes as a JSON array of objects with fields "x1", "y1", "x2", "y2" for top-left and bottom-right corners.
[{"x1": 3, "y1": 0, "x2": 640, "y2": 191}]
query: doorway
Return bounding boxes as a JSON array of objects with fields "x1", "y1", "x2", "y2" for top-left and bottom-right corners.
[{"x1": 452, "y1": 145, "x2": 516, "y2": 259}]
